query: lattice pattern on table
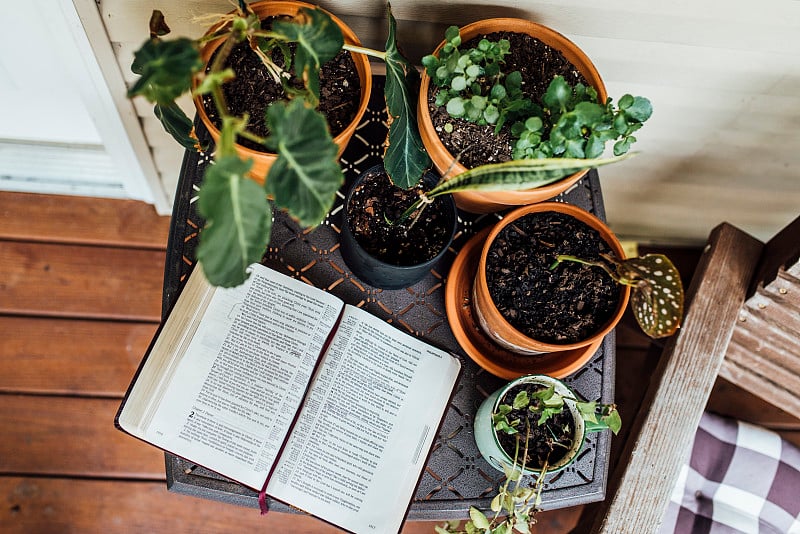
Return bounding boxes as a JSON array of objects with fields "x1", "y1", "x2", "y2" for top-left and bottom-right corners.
[{"x1": 163, "y1": 77, "x2": 613, "y2": 519}]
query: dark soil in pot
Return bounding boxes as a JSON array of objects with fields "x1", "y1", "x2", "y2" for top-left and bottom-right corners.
[
  {"x1": 202, "y1": 17, "x2": 361, "y2": 152},
  {"x1": 486, "y1": 211, "x2": 620, "y2": 344},
  {"x1": 428, "y1": 31, "x2": 588, "y2": 169},
  {"x1": 496, "y1": 382, "x2": 575, "y2": 470},
  {"x1": 346, "y1": 168, "x2": 454, "y2": 266}
]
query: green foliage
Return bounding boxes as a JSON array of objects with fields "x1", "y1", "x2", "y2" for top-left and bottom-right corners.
[
  {"x1": 423, "y1": 27, "x2": 652, "y2": 162},
  {"x1": 422, "y1": 28, "x2": 532, "y2": 132},
  {"x1": 127, "y1": 4, "x2": 424, "y2": 288},
  {"x1": 492, "y1": 385, "x2": 621, "y2": 437},
  {"x1": 550, "y1": 253, "x2": 684, "y2": 339},
  {"x1": 511, "y1": 76, "x2": 652, "y2": 160},
  {"x1": 263, "y1": 99, "x2": 344, "y2": 228},
  {"x1": 268, "y1": 7, "x2": 344, "y2": 106},
  {"x1": 383, "y1": 7, "x2": 432, "y2": 188}
]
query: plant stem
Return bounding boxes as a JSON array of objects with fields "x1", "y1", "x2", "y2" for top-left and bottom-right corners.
[{"x1": 343, "y1": 43, "x2": 386, "y2": 60}]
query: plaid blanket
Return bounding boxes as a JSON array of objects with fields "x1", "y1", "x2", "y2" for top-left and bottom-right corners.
[{"x1": 660, "y1": 412, "x2": 800, "y2": 533}]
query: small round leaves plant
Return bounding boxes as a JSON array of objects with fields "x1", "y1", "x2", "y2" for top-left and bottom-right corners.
[{"x1": 422, "y1": 26, "x2": 653, "y2": 165}]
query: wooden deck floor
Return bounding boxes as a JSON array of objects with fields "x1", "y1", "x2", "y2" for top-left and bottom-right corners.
[{"x1": 1, "y1": 191, "x2": 797, "y2": 533}]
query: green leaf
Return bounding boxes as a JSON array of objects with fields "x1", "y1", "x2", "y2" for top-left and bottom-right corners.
[
  {"x1": 531, "y1": 385, "x2": 555, "y2": 401},
  {"x1": 263, "y1": 100, "x2": 343, "y2": 227},
  {"x1": 492, "y1": 524, "x2": 510, "y2": 534},
  {"x1": 427, "y1": 154, "x2": 632, "y2": 199},
  {"x1": 383, "y1": 5, "x2": 432, "y2": 189},
  {"x1": 469, "y1": 507, "x2": 490, "y2": 530},
  {"x1": 490, "y1": 494, "x2": 502, "y2": 512},
  {"x1": 602, "y1": 409, "x2": 623, "y2": 435},
  {"x1": 154, "y1": 102, "x2": 201, "y2": 151},
  {"x1": 196, "y1": 155, "x2": 271, "y2": 287},
  {"x1": 625, "y1": 96, "x2": 653, "y2": 122},
  {"x1": 512, "y1": 391, "x2": 530, "y2": 410},
  {"x1": 128, "y1": 37, "x2": 202, "y2": 105},
  {"x1": 576, "y1": 401, "x2": 598, "y2": 423},
  {"x1": 543, "y1": 76, "x2": 571, "y2": 111},
  {"x1": 271, "y1": 7, "x2": 343, "y2": 103}
]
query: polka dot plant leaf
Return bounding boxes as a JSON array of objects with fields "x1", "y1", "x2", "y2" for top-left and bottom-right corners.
[{"x1": 617, "y1": 254, "x2": 684, "y2": 338}]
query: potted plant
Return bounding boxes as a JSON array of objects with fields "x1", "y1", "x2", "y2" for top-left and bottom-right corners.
[
  {"x1": 464, "y1": 202, "x2": 684, "y2": 364},
  {"x1": 127, "y1": 1, "x2": 428, "y2": 287},
  {"x1": 339, "y1": 164, "x2": 458, "y2": 289},
  {"x1": 437, "y1": 374, "x2": 621, "y2": 534},
  {"x1": 419, "y1": 20, "x2": 653, "y2": 213}
]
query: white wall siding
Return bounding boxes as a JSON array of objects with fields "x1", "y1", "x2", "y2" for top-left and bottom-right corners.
[{"x1": 98, "y1": 0, "x2": 800, "y2": 242}]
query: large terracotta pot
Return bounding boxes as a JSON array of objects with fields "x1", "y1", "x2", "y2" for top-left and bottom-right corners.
[
  {"x1": 472, "y1": 202, "x2": 629, "y2": 355},
  {"x1": 193, "y1": 0, "x2": 372, "y2": 184},
  {"x1": 418, "y1": 19, "x2": 606, "y2": 213}
]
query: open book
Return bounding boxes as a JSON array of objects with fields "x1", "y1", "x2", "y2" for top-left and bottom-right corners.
[{"x1": 116, "y1": 263, "x2": 461, "y2": 534}]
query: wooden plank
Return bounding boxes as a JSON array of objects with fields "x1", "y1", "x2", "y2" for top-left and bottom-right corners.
[
  {"x1": 0, "y1": 476, "x2": 579, "y2": 533},
  {"x1": 588, "y1": 223, "x2": 763, "y2": 534},
  {"x1": 0, "y1": 241, "x2": 165, "y2": 321},
  {"x1": 0, "y1": 191, "x2": 170, "y2": 249},
  {"x1": 0, "y1": 316, "x2": 156, "y2": 397},
  {"x1": 0, "y1": 395, "x2": 164, "y2": 479}
]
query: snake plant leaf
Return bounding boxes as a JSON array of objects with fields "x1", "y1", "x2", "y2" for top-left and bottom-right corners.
[
  {"x1": 618, "y1": 254, "x2": 684, "y2": 338},
  {"x1": 196, "y1": 155, "x2": 271, "y2": 288},
  {"x1": 263, "y1": 99, "x2": 343, "y2": 227},
  {"x1": 383, "y1": 4, "x2": 432, "y2": 189},
  {"x1": 426, "y1": 154, "x2": 631, "y2": 199},
  {"x1": 271, "y1": 7, "x2": 343, "y2": 104},
  {"x1": 154, "y1": 102, "x2": 202, "y2": 151},
  {"x1": 128, "y1": 37, "x2": 202, "y2": 105}
]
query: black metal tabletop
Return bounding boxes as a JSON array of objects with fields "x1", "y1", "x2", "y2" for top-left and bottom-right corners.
[{"x1": 162, "y1": 76, "x2": 614, "y2": 520}]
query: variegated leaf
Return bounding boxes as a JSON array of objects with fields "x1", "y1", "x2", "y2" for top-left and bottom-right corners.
[{"x1": 618, "y1": 254, "x2": 684, "y2": 338}]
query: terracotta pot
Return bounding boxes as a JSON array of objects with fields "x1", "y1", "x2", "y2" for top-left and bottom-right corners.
[
  {"x1": 418, "y1": 19, "x2": 607, "y2": 213},
  {"x1": 473, "y1": 202, "x2": 629, "y2": 355},
  {"x1": 193, "y1": 0, "x2": 372, "y2": 184},
  {"x1": 474, "y1": 375, "x2": 600, "y2": 475}
]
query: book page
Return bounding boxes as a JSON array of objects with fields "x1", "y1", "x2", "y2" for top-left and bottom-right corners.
[
  {"x1": 118, "y1": 264, "x2": 343, "y2": 490},
  {"x1": 266, "y1": 305, "x2": 461, "y2": 534}
]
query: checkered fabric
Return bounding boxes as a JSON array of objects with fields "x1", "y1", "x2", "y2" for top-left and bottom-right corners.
[{"x1": 660, "y1": 412, "x2": 800, "y2": 533}]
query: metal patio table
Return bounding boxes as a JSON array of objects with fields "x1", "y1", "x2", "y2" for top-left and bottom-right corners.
[{"x1": 161, "y1": 76, "x2": 615, "y2": 521}]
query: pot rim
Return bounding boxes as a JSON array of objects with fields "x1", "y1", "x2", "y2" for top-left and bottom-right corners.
[
  {"x1": 474, "y1": 202, "x2": 631, "y2": 353},
  {"x1": 488, "y1": 374, "x2": 586, "y2": 474},
  {"x1": 192, "y1": 0, "x2": 372, "y2": 182}
]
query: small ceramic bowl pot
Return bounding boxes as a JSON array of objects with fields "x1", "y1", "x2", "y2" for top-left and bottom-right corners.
[{"x1": 474, "y1": 374, "x2": 605, "y2": 476}]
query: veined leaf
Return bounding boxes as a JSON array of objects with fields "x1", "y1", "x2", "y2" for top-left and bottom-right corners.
[
  {"x1": 469, "y1": 507, "x2": 490, "y2": 530},
  {"x1": 128, "y1": 37, "x2": 202, "y2": 105},
  {"x1": 197, "y1": 155, "x2": 271, "y2": 287},
  {"x1": 272, "y1": 7, "x2": 343, "y2": 103},
  {"x1": 154, "y1": 102, "x2": 202, "y2": 151},
  {"x1": 383, "y1": 5, "x2": 431, "y2": 189},
  {"x1": 264, "y1": 100, "x2": 343, "y2": 227},
  {"x1": 428, "y1": 154, "x2": 632, "y2": 199}
]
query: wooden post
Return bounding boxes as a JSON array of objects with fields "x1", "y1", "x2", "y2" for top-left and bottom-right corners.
[{"x1": 585, "y1": 223, "x2": 763, "y2": 534}]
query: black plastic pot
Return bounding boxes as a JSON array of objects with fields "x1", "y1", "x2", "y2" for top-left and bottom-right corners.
[{"x1": 340, "y1": 164, "x2": 458, "y2": 289}]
